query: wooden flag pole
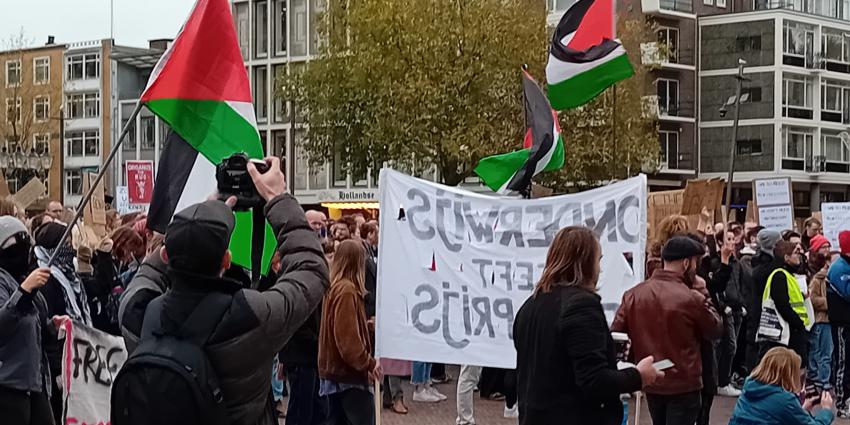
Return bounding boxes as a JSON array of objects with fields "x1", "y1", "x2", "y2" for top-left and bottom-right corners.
[
  {"x1": 374, "y1": 380, "x2": 382, "y2": 425},
  {"x1": 634, "y1": 391, "x2": 642, "y2": 425},
  {"x1": 46, "y1": 101, "x2": 144, "y2": 266}
]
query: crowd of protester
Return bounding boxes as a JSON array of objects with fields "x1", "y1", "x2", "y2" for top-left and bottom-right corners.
[{"x1": 2, "y1": 163, "x2": 848, "y2": 425}]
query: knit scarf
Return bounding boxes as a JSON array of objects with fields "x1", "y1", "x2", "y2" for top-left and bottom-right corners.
[{"x1": 35, "y1": 246, "x2": 91, "y2": 325}]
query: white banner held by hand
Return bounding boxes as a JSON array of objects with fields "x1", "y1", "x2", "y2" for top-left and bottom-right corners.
[{"x1": 375, "y1": 169, "x2": 647, "y2": 368}]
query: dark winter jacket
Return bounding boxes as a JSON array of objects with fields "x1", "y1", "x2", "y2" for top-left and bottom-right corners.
[
  {"x1": 729, "y1": 378, "x2": 833, "y2": 425},
  {"x1": 514, "y1": 286, "x2": 642, "y2": 425},
  {"x1": 827, "y1": 255, "x2": 850, "y2": 326},
  {"x1": 120, "y1": 194, "x2": 330, "y2": 425},
  {"x1": 119, "y1": 249, "x2": 170, "y2": 353},
  {"x1": 709, "y1": 256, "x2": 751, "y2": 312},
  {"x1": 0, "y1": 268, "x2": 53, "y2": 393}
]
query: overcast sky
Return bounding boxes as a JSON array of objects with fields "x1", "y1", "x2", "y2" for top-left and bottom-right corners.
[{"x1": 2, "y1": 0, "x2": 196, "y2": 49}]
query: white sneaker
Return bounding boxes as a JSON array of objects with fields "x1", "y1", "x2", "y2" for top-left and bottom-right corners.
[
  {"x1": 413, "y1": 387, "x2": 441, "y2": 403},
  {"x1": 426, "y1": 386, "x2": 447, "y2": 401},
  {"x1": 504, "y1": 404, "x2": 519, "y2": 418},
  {"x1": 717, "y1": 385, "x2": 742, "y2": 397}
]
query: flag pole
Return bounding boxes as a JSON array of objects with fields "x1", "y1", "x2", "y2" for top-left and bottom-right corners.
[{"x1": 47, "y1": 101, "x2": 145, "y2": 266}]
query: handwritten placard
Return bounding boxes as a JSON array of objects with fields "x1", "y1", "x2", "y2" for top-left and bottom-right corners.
[
  {"x1": 758, "y1": 205, "x2": 795, "y2": 232},
  {"x1": 648, "y1": 190, "x2": 684, "y2": 239},
  {"x1": 754, "y1": 178, "x2": 792, "y2": 208},
  {"x1": 822, "y1": 203, "x2": 850, "y2": 249}
]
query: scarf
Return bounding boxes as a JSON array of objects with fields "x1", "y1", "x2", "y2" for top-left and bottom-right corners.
[{"x1": 35, "y1": 246, "x2": 91, "y2": 325}]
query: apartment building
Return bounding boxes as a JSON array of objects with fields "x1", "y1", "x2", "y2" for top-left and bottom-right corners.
[
  {"x1": 699, "y1": 4, "x2": 850, "y2": 215},
  {"x1": 0, "y1": 39, "x2": 65, "y2": 202}
]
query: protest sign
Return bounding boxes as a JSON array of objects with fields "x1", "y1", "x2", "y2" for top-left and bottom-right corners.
[
  {"x1": 746, "y1": 200, "x2": 756, "y2": 224},
  {"x1": 11, "y1": 177, "x2": 45, "y2": 210},
  {"x1": 83, "y1": 173, "x2": 107, "y2": 236},
  {"x1": 822, "y1": 202, "x2": 850, "y2": 248},
  {"x1": 648, "y1": 190, "x2": 683, "y2": 240},
  {"x1": 0, "y1": 174, "x2": 9, "y2": 198},
  {"x1": 126, "y1": 160, "x2": 154, "y2": 204},
  {"x1": 681, "y1": 178, "x2": 724, "y2": 217},
  {"x1": 375, "y1": 169, "x2": 647, "y2": 368},
  {"x1": 60, "y1": 320, "x2": 128, "y2": 425},
  {"x1": 752, "y1": 177, "x2": 794, "y2": 231},
  {"x1": 758, "y1": 205, "x2": 795, "y2": 232}
]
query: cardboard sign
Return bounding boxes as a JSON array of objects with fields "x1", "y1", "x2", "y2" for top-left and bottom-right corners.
[
  {"x1": 746, "y1": 200, "x2": 757, "y2": 224},
  {"x1": 126, "y1": 160, "x2": 154, "y2": 204},
  {"x1": 681, "y1": 178, "x2": 725, "y2": 217},
  {"x1": 0, "y1": 174, "x2": 9, "y2": 198},
  {"x1": 11, "y1": 178, "x2": 46, "y2": 209},
  {"x1": 375, "y1": 169, "x2": 647, "y2": 368},
  {"x1": 83, "y1": 173, "x2": 107, "y2": 236},
  {"x1": 754, "y1": 178, "x2": 792, "y2": 207},
  {"x1": 648, "y1": 190, "x2": 684, "y2": 239},
  {"x1": 60, "y1": 320, "x2": 127, "y2": 425}
]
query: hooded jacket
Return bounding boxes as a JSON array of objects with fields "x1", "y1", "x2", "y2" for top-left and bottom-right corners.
[
  {"x1": 119, "y1": 194, "x2": 329, "y2": 425},
  {"x1": 729, "y1": 378, "x2": 833, "y2": 425},
  {"x1": 0, "y1": 267, "x2": 53, "y2": 393},
  {"x1": 119, "y1": 249, "x2": 170, "y2": 353}
]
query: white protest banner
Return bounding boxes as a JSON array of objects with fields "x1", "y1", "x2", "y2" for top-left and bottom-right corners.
[
  {"x1": 754, "y1": 178, "x2": 792, "y2": 207},
  {"x1": 60, "y1": 320, "x2": 128, "y2": 425},
  {"x1": 822, "y1": 202, "x2": 850, "y2": 248},
  {"x1": 758, "y1": 205, "x2": 795, "y2": 232},
  {"x1": 375, "y1": 169, "x2": 647, "y2": 368}
]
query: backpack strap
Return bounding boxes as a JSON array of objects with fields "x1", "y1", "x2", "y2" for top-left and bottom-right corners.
[{"x1": 140, "y1": 292, "x2": 233, "y2": 345}]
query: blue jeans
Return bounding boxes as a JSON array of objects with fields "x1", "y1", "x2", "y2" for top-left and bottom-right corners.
[
  {"x1": 411, "y1": 362, "x2": 432, "y2": 385},
  {"x1": 272, "y1": 358, "x2": 287, "y2": 401},
  {"x1": 809, "y1": 323, "x2": 833, "y2": 390}
]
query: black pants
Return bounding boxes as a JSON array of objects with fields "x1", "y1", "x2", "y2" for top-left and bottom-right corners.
[
  {"x1": 503, "y1": 369, "x2": 517, "y2": 409},
  {"x1": 717, "y1": 311, "x2": 743, "y2": 387},
  {"x1": 696, "y1": 389, "x2": 714, "y2": 425},
  {"x1": 0, "y1": 386, "x2": 55, "y2": 425},
  {"x1": 833, "y1": 325, "x2": 850, "y2": 410},
  {"x1": 286, "y1": 365, "x2": 330, "y2": 425},
  {"x1": 329, "y1": 388, "x2": 374, "y2": 425},
  {"x1": 645, "y1": 391, "x2": 701, "y2": 425}
]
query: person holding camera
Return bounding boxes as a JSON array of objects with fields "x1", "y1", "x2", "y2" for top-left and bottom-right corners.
[{"x1": 114, "y1": 157, "x2": 329, "y2": 425}]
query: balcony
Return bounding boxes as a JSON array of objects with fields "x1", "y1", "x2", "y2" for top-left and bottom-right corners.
[
  {"x1": 640, "y1": 43, "x2": 696, "y2": 68},
  {"x1": 642, "y1": 0, "x2": 695, "y2": 17},
  {"x1": 659, "y1": 100, "x2": 696, "y2": 120},
  {"x1": 754, "y1": 0, "x2": 850, "y2": 22},
  {"x1": 659, "y1": 152, "x2": 696, "y2": 172}
]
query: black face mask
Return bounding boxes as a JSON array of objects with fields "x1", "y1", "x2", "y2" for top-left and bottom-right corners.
[{"x1": 0, "y1": 236, "x2": 33, "y2": 281}]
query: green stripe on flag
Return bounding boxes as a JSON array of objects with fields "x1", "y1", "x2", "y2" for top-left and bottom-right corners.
[
  {"x1": 146, "y1": 98, "x2": 263, "y2": 163},
  {"x1": 543, "y1": 136, "x2": 565, "y2": 172},
  {"x1": 232, "y1": 212, "x2": 276, "y2": 274},
  {"x1": 547, "y1": 54, "x2": 634, "y2": 110},
  {"x1": 474, "y1": 148, "x2": 531, "y2": 192}
]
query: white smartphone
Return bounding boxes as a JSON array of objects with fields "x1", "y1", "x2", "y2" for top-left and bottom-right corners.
[{"x1": 653, "y1": 359, "x2": 675, "y2": 371}]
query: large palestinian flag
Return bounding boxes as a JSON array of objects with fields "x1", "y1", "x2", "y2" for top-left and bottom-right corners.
[
  {"x1": 546, "y1": 0, "x2": 634, "y2": 110},
  {"x1": 474, "y1": 71, "x2": 564, "y2": 195},
  {"x1": 143, "y1": 0, "x2": 275, "y2": 272}
]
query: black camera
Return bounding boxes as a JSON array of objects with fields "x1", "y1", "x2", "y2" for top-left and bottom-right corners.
[{"x1": 215, "y1": 153, "x2": 269, "y2": 210}]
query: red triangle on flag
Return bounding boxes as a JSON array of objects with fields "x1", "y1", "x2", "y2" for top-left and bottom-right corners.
[
  {"x1": 566, "y1": 0, "x2": 615, "y2": 52},
  {"x1": 430, "y1": 253, "x2": 437, "y2": 272},
  {"x1": 141, "y1": 0, "x2": 252, "y2": 103}
]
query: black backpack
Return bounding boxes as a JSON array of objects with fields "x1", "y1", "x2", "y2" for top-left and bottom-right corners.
[{"x1": 111, "y1": 292, "x2": 233, "y2": 425}]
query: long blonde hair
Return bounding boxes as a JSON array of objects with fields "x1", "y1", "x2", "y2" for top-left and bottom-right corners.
[
  {"x1": 330, "y1": 239, "x2": 366, "y2": 296},
  {"x1": 751, "y1": 347, "x2": 802, "y2": 393}
]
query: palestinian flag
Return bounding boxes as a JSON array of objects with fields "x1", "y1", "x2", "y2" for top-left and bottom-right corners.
[
  {"x1": 143, "y1": 0, "x2": 275, "y2": 272},
  {"x1": 546, "y1": 0, "x2": 634, "y2": 110},
  {"x1": 474, "y1": 71, "x2": 564, "y2": 195}
]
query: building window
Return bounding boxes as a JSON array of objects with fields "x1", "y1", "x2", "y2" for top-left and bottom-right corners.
[
  {"x1": 782, "y1": 127, "x2": 813, "y2": 171},
  {"x1": 141, "y1": 117, "x2": 156, "y2": 149},
  {"x1": 66, "y1": 54, "x2": 99, "y2": 81},
  {"x1": 66, "y1": 130, "x2": 100, "y2": 157},
  {"x1": 5, "y1": 60, "x2": 21, "y2": 87},
  {"x1": 735, "y1": 35, "x2": 762, "y2": 51},
  {"x1": 294, "y1": 130, "x2": 308, "y2": 191},
  {"x1": 783, "y1": 21, "x2": 814, "y2": 67},
  {"x1": 255, "y1": 1, "x2": 268, "y2": 58},
  {"x1": 742, "y1": 86, "x2": 762, "y2": 102},
  {"x1": 65, "y1": 170, "x2": 83, "y2": 195},
  {"x1": 255, "y1": 66, "x2": 268, "y2": 122},
  {"x1": 310, "y1": 0, "x2": 326, "y2": 55},
  {"x1": 822, "y1": 80, "x2": 850, "y2": 124},
  {"x1": 5, "y1": 98, "x2": 21, "y2": 124},
  {"x1": 656, "y1": 78, "x2": 679, "y2": 116},
  {"x1": 273, "y1": 65, "x2": 288, "y2": 123},
  {"x1": 736, "y1": 139, "x2": 763, "y2": 155},
  {"x1": 66, "y1": 92, "x2": 99, "y2": 119},
  {"x1": 716, "y1": 0, "x2": 726, "y2": 7},
  {"x1": 33, "y1": 57, "x2": 49, "y2": 84},
  {"x1": 274, "y1": 0, "x2": 287, "y2": 56},
  {"x1": 659, "y1": 131, "x2": 679, "y2": 169},
  {"x1": 782, "y1": 73, "x2": 813, "y2": 119},
  {"x1": 33, "y1": 96, "x2": 49, "y2": 122},
  {"x1": 657, "y1": 27, "x2": 679, "y2": 63},
  {"x1": 123, "y1": 117, "x2": 137, "y2": 152},
  {"x1": 823, "y1": 131, "x2": 849, "y2": 165},
  {"x1": 291, "y1": 0, "x2": 308, "y2": 56},
  {"x1": 704, "y1": 0, "x2": 713, "y2": 5},
  {"x1": 33, "y1": 134, "x2": 49, "y2": 154},
  {"x1": 234, "y1": 3, "x2": 250, "y2": 60},
  {"x1": 549, "y1": 0, "x2": 574, "y2": 10}
]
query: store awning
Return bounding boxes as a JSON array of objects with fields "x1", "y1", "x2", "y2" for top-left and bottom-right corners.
[{"x1": 321, "y1": 202, "x2": 379, "y2": 210}]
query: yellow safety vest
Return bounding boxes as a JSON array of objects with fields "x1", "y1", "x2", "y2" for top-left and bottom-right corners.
[{"x1": 763, "y1": 268, "x2": 811, "y2": 327}]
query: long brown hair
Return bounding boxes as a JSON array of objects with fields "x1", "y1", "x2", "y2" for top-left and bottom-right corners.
[
  {"x1": 331, "y1": 239, "x2": 366, "y2": 296},
  {"x1": 535, "y1": 226, "x2": 600, "y2": 294},
  {"x1": 751, "y1": 347, "x2": 802, "y2": 393}
]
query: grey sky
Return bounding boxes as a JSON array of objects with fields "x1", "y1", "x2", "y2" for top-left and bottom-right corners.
[{"x1": 3, "y1": 0, "x2": 196, "y2": 49}]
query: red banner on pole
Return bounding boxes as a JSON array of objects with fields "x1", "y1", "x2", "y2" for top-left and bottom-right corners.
[{"x1": 126, "y1": 160, "x2": 154, "y2": 204}]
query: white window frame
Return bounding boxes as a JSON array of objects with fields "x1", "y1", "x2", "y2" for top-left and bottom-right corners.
[
  {"x1": 255, "y1": 0, "x2": 269, "y2": 59},
  {"x1": 783, "y1": 128, "x2": 813, "y2": 160},
  {"x1": 33, "y1": 95, "x2": 49, "y2": 122},
  {"x1": 822, "y1": 132, "x2": 850, "y2": 164},
  {"x1": 65, "y1": 170, "x2": 83, "y2": 195},
  {"x1": 33, "y1": 56, "x2": 49, "y2": 84},
  {"x1": 822, "y1": 81, "x2": 849, "y2": 113},
  {"x1": 659, "y1": 131, "x2": 679, "y2": 169},
  {"x1": 5, "y1": 59, "x2": 21, "y2": 87},
  {"x1": 704, "y1": 0, "x2": 714, "y2": 5},
  {"x1": 658, "y1": 27, "x2": 679, "y2": 63},
  {"x1": 66, "y1": 54, "x2": 100, "y2": 81},
  {"x1": 274, "y1": 0, "x2": 288, "y2": 56},
  {"x1": 5, "y1": 97, "x2": 22, "y2": 124},
  {"x1": 33, "y1": 133, "x2": 50, "y2": 155},
  {"x1": 65, "y1": 130, "x2": 100, "y2": 158},
  {"x1": 717, "y1": 0, "x2": 727, "y2": 7},
  {"x1": 783, "y1": 21, "x2": 815, "y2": 58},
  {"x1": 656, "y1": 78, "x2": 680, "y2": 115},
  {"x1": 783, "y1": 73, "x2": 813, "y2": 109}
]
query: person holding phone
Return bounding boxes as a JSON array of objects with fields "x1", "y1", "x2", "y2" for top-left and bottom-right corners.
[{"x1": 729, "y1": 347, "x2": 834, "y2": 425}]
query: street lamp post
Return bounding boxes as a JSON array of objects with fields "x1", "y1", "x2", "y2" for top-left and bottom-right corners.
[{"x1": 722, "y1": 59, "x2": 748, "y2": 220}]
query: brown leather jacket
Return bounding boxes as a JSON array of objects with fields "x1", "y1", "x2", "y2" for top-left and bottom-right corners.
[{"x1": 611, "y1": 269, "x2": 723, "y2": 395}]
